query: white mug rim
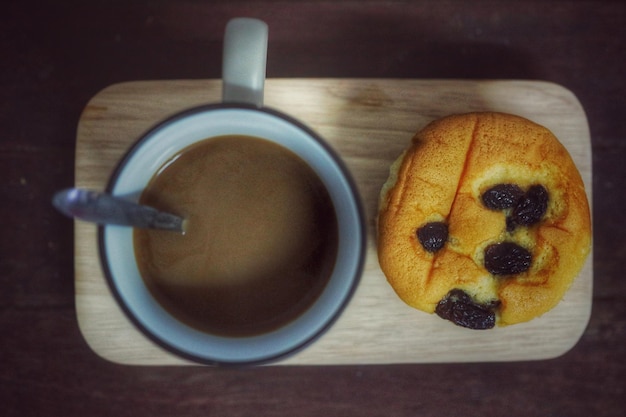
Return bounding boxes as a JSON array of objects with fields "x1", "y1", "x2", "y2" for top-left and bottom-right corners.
[{"x1": 98, "y1": 103, "x2": 366, "y2": 366}]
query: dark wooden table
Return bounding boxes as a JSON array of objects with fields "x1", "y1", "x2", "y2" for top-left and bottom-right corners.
[{"x1": 2, "y1": 1, "x2": 624, "y2": 416}]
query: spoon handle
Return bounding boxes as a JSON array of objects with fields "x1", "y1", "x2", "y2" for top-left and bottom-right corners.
[{"x1": 53, "y1": 188, "x2": 184, "y2": 233}]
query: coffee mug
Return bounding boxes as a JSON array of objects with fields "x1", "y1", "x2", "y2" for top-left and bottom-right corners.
[{"x1": 99, "y1": 18, "x2": 366, "y2": 365}]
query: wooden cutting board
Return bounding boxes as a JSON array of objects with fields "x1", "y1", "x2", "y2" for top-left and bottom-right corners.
[{"x1": 75, "y1": 79, "x2": 593, "y2": 365}]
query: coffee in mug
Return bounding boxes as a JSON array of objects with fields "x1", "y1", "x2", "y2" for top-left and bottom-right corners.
[
  {"x1": 99, "y1": 18, "x2": 365, "y2": 365},
  {"x1": 134, "y1": 135, "x2": 339, "y2": 337}
]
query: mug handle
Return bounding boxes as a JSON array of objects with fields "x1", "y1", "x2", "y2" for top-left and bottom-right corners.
[{"x1": 222, "y1": 18, "x2": 268, "y2": 107}]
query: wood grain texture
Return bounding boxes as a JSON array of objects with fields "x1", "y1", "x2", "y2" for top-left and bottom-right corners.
[{"x1": 74, "y1": 78, "x2": 592, "y2": 365}]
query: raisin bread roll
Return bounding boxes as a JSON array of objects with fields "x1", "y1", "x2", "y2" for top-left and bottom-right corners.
[{"x1": 377, "y1": 112, "x2": 591, "y2": 329}]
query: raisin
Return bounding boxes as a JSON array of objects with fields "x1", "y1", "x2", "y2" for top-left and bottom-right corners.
[
  {"x1": 435, "y1": 289, "x2": 498, "y2": 330},
  {"x1": 484, "y1": 242, "x2": 532, "y2": 275},
  {"x1": 481, "y1": 184, "x2": 524, "y2": 210},
  {"x1": 417, "y1": 222, "x2": 448, "y2": 253},
  {"x1": 505, "y1": 216, "x2": 517, "y2": 233},
  {"x1": 510, "y1": 184, "x2": 548, "y2": 227}
]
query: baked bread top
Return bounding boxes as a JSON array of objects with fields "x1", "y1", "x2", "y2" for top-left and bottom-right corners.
[{"x1": 377, "y1": 112, "x2": 591, "y2": 328}]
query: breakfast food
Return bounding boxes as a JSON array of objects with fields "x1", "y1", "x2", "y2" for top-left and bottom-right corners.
[{"x1": 377, "y1": 112, "x2": 591, "y2": 329}]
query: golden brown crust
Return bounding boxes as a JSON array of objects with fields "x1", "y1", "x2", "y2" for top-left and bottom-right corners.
[{"x1": 377, "y1": 112, "x2": 591, "y2": 326}]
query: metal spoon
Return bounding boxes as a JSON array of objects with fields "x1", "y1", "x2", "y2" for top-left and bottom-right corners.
[{"x1": 52, "y1": 188, "x2": 185, "y2": 233}]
